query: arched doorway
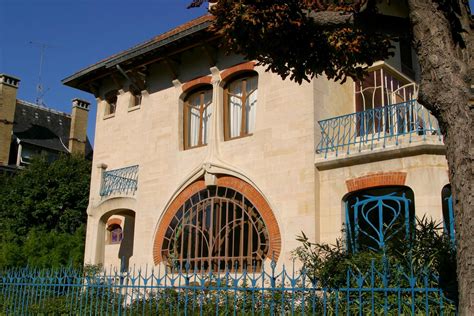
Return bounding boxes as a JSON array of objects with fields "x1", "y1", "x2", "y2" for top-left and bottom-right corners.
[{"x1": 97, "y1": 209, "x2": 136, "y2": 271}]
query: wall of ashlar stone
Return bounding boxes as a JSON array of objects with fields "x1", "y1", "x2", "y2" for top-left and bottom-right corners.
[
  {"x1": 84, "y1": 45, "x2": 446, "y2": 271},
  {"x1": 317, "y1": 154, "x2": 449, "y2": 245},
  {"x1": 84, "y1": 51, "x2": 327, "y2": 269}
]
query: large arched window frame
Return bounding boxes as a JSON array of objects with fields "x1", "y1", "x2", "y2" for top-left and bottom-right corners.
[
  {"x1": 344, "y1": 186, "x2": 415, "y2": 253},
  {"x1": 161, "y1": 186, "x2": 269, "y2": 272},
  {"x1": 154, "y1": 177, "x2": 281, "y2": 272},
  {"x1": 223, "y1": 72, "x2": 258, "y2": 140},
  {"x1": 183, "y1": 85, "x2": 213, "y2": 150}
]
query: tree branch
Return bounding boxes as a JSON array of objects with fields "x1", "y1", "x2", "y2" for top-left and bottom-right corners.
[{"x1": 306, "y1": 10, "x2": 354, "y2": 27}]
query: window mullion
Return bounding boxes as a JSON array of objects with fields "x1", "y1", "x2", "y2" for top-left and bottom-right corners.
[
  {"x1": 241, "y1": 79, "x2": 247, "y2": 136},
  {"x1": 198, "y1": 93, "x2": 204, "y2": 146}
]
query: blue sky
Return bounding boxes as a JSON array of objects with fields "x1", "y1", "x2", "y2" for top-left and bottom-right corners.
[
  {"x1": 1, "y1": 0, "x2": 207, "y2": 143},
  {"x1": 1, "y1": 1, "x2": 472, "y2": 144}
]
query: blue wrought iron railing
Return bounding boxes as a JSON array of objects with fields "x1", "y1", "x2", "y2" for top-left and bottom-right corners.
[
  {"x1": 0, "y1": 260, "x2": 456, "y2": 315},
  {"x1": 317, "y1": 100, "x2": 442, "y2": 158},
  {"x1": 100, "y1": 165, "x2": 139, "y2": 197}
]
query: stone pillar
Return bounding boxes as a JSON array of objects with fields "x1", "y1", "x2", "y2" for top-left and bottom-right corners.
[
  {"x1": 0, "y1": 74, "x2": 20, "y2": 166},
  {"x1": 69, "y1": 98, "x2": 90, "y2": 155}
]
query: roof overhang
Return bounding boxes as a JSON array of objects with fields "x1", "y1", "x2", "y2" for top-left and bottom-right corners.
[{"x1": 62, "y1": 15, "x2": 215, "y2": 94}]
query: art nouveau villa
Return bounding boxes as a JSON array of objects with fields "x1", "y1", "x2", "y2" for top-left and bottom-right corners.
[{"x1": 63, "y1": 9, "x2": 453, "y2": 271}]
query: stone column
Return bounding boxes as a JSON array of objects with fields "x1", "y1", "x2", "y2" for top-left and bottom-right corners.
[{"x1": 0, "y1": 74, "x2": 20, "y2": 166}]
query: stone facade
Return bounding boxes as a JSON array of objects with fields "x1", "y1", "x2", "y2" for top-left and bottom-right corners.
[{"x1": 63, "y1": 15, "x2": 448, "y2": 271}]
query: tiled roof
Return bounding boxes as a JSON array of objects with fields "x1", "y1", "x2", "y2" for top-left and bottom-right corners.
[{"x1": 13, "y1": 100, "x2": 93, "y2": 157}]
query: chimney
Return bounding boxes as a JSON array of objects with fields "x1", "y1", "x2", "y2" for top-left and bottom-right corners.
[
  {"x1": 69, "y1": 98, "x2": 90, "y2": 155},
  {"x1": 0, "y1": 74, "x2": 20, "y2": 165}
]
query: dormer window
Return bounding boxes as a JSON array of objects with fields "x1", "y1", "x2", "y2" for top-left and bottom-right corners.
[
  {"x1": 105, "y1": 91, "x2": 118, "y2": 115},
  {"x1": 224, "y1": 73, "x2": 258, "y2": 140},
  {"x1": 183, "y1": 86, "x2": 213, "y2": 149}
]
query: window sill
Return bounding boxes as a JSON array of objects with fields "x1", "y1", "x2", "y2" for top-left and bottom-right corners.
[
  {"x1": 225, "y1": 133, "x2": 253, "y2": 142},
  {"x1": 103, "y1": 113, "x2": 116, "y2": 120},
  {"x1": 128, "y1": 105, "x2": 141, "y2": 112},
  {"x1": 184, "y1": 143, "x2": 207, "y2": 151}
]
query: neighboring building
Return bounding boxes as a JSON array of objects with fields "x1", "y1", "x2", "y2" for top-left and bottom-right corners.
[
  {"x1": 0, "y1": 74, "x2": 92, "y2": 173},
  {"x1": 63, "y1": 8, "x2": 451, "y2": 272}
]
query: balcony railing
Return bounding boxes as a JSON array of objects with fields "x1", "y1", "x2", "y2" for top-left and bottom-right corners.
[
  {"x1": 100, "y1": 165, "x2": 139, "y2": 197},
  {"x1": 317, "y1": 100, "x2": 442, "y2": 158}
]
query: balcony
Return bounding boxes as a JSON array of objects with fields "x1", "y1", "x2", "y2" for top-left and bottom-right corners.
[
  {"x1": 316, "y1": 100, "x2": 443, "y2": 160},
  {"x1": 100, "y1": 165, "x2": 139, "y2": 197}
]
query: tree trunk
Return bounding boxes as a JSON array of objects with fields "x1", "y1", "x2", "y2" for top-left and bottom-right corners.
[{"x1": 407, "y1": 0, "x2": 473, "y2": 314}]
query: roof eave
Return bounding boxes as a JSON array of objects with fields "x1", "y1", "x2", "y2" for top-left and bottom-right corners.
[{"x1": 62, "y1": 19, "x2": 213, "y2": 90}]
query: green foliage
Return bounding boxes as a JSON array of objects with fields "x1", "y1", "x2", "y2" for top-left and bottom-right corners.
[
  {"x1": 0, "y1": 154, "x2": 91, "y2": 269},
  {"x1": 292, "y1": 216, "x2": 458, "y2": 301},
  {"x1": 208, "y1": 0, "x2": 394, "y2": 84}
]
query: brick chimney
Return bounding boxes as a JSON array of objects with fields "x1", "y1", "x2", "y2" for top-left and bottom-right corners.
[
  {"x1": 0, "y1": 74, "x2": 20, "y2": 165},
  {"x1": 69, "y1": 98, "x2": 90, "y2": 155}
]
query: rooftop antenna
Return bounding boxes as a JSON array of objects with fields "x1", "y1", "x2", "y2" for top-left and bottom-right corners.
[{"x1": 29, "y1": 41, "x2": 53, "y2": 106}]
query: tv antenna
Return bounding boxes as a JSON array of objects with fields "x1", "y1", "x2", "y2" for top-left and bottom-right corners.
[{"x1": 29, "y1": 41, "x2": 53, "y2": 106}]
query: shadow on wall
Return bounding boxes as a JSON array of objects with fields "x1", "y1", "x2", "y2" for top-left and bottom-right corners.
[{"x1": 118, "y1": 215, "x2": 135, "y2": 271}]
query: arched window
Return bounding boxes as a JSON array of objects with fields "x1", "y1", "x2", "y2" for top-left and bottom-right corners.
[
  {"x1": 161, "y1": 185, "x2": 270, "y2": 272},
  {"x1": 183, "y1": 86, "x2": 213, "y2": 149},
  {"x1": 224, "y1": 73, "x2": 258, "y2": 140},
  {"x1": 344, "y1": 186, "x2": 415, "y2": 252},
  {"x1": 441, "y1": 184, "x2": 455, "y2": 246},
  {"x1": 108, "y1": 224, "x2": 123, "y2": 244}
]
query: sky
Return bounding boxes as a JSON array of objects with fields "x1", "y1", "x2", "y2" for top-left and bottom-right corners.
[
  {"x1": 1, "y1": 0, "x2": 472, "y2": 145},
  {"x1": 0, "y1": 0, "x2": 207, "y2": 144}
]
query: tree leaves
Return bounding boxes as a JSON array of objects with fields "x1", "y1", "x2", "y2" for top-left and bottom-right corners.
[
  {"x1": 208, "y1": 0, "x2": 394, "y2": 83},
  {"x1": 0, "y1": 155, "x2": 91, "y2": 268}
]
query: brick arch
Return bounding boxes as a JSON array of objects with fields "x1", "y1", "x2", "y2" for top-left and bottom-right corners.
[
  {"x1": 153, "y1": 175, "x2": 281, "y2": 265},
  {"x1": 106, "y1": 218, "x2": 122, "y2": 229},
  {"x1": 220, "y1": 61, "x2": 256, "y2": 82},
  {"x1": 182, "y1": 75, "x2": 212, "y2": 93},
  {"x1": 345, "y1": 172, "x2": 407, "y2": 193}
]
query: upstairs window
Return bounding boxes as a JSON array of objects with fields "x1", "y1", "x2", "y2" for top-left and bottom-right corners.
[
  {"x1": 183, "y1": 86, "x2": 213, "y2": 149},
  {"x1": 344, "y1": 186, "x2": 415, "y2": 253},
  {"x1": 224, "y1": 73, "x2": 258, "y2": 140},
  {"x1": 105, "y1": 91, "x2": 118, "y2": 115},
  {"x1": 131, "y1": 89, "x2": 142, "y2": 108}
]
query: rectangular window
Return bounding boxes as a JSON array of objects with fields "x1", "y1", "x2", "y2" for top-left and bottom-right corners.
[{"x1": 105, "y1": 91, "x2": 118, "y2": 116}]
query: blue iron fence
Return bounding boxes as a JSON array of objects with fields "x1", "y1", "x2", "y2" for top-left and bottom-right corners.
[
  {"x1": 0, "y1": 260, "x2": 456, "y2": 315},
  {"x1": 100, "y1": 165, "x2": 139, "y2": 197},
  {"x1": 317, "y1": 100, "x2": 442, "y2": 158}
]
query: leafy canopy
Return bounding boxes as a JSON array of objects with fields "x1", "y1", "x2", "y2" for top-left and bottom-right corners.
[
  {"x1": 204, "y1": 0, "x2": 394, "y2": 83},
  {"x1": 0, "y1": 154, "x2": 91, "y2": 268}
]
